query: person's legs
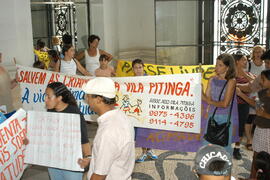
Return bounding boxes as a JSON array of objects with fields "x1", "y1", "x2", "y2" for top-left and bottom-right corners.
[
  {"x1": 234, "y1": 104, "x2": 249, "y2": 160},
  {"x1": 62, "y1": 169, "x2": 83, "y2": 180},
  {"x1": 136, "y1": 148, "x2": 158, "y2": 163},
  {"x1": 245, "y1": 115, "x2": 255, "y2": 150},
  {"x1": 48, "y1": 168, "x2": 64, "y2": 180},
  {"x1": 48, "y1": 168, "x2": 83, "y2": 180},
  {"x1": 136, "y1": 147, "x2": 148, "y2": 163},
  {"x1": 146, "y1": 148, "x2": 158, "y2": 159}
]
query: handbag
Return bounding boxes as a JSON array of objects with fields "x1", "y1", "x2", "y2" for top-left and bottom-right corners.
[{"x1": 204, "y1": 81, "x2": 234, "y2": 147}]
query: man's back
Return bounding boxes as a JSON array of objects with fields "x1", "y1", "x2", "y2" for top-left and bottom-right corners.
[{"x1": 88, "y1": 109, "x2": 135, "y2": 180}]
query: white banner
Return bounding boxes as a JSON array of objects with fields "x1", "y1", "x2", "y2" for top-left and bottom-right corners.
[
  {"x1": 0, "y1": 109, "x2": 27, "y2": 180},
  {"x1": 17, "y1": 65, "x2": 201, "y2": 133},
  {"x1": 25, "y1": 111, "x2": 83, "y2": 171}
]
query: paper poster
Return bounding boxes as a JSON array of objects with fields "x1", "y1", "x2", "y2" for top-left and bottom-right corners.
[
  {"x1": 25, "y1": 111, "x2": 83, "y2": 171},
  {"x1": 0, "y1": 109, "x2": 27, "y2": 180}
]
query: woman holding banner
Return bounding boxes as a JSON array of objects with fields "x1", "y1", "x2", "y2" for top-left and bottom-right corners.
[
  {"x1": 202, "y1": 53, "x2": 237, "y2": 154},
  {"x1": 44, "y1": 82, "x2": 91, "y2": 180}
]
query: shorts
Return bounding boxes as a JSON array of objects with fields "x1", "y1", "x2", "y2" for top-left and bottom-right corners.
[
  {"x1": 246, "y1": 114, "x2": 256, "y2": 124},
  {"x1": 238, "y1": 103, "x2": 249, "y2": 137}
]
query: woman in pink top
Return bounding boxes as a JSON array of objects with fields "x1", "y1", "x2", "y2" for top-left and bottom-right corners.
[
  {"x1": 76, "y1": 35, "x2": 113, "y2": 75},
  {"x1": 233, "y1": 53, "x2": 255, "y2": 160}
]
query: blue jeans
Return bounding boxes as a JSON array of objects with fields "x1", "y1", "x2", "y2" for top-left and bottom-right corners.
[{"x1": 48, "y1": 168, "x2": 83, "y2": 180}]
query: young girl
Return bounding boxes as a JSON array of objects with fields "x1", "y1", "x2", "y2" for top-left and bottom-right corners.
[
  {"x1": 202, "y1": 53, "x2": 236, "y2": 154},
  {"x1": 233, "y1": 54, "x2": 255, "y2": 159},
  {"x1": 45, "y1": 82, "x2": 91, "y2": 180},
  {"x1": 55, "y1": 45, "x2": 92, "y2": 76}
]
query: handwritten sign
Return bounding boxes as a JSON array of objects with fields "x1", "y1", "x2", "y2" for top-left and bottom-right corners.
[
  {"x1": 0, "y1": 109, "x2": 27, "y2": 180},
  {"x1": 25, "y1": 111, "x2": 83, "y2": 171}
]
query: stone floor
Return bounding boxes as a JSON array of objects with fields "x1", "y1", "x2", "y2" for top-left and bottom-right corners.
[{"x1": 11, "y1": 85, "x2": 253, "y2": 180}]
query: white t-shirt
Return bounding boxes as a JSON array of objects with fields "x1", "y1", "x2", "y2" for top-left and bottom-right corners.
[
  {"x1": 85, "y1": 49, "x2": 100, "y2": 76},
  {"x1": 87, "y1": 109, "x2": 135, "y2": 180},
  {"x1": 248, "y1": 61, "x2": 265, "y2": 75},
  {"x1": 60, "y1": 59, "x2": 77, "y2": 75},
  {"x1": 248, "y1": 61, "x2": 265, "y2": 114}
]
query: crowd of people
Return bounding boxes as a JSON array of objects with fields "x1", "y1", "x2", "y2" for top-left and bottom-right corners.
[{"x1": 1, "y1": 33, "x2": 270, "y2": 180}]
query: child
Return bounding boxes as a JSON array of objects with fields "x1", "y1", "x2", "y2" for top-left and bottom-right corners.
[
  {"x1": 48, "y1": 50, "x2": 60, "y2": 71},
  {"x1": 132, "y1": 59, "x2": 158, "y2": 163},
  {"x1": 33, "y1": 60, "x2": 45, "y2": 70},
  {"x1": 94, "y1": 54, "x2": 115, "y2": 77}
]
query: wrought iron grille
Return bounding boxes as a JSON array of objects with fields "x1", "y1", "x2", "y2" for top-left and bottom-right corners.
[{"x1": 214, "y1": 0, "x2": 268, "y2": 56}]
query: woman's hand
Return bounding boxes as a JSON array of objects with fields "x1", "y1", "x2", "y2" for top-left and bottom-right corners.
[
  {"x1": 256, "y1": 107, "x2": 267, "y2": 118},
  {"x1": 77, "y1": 157, "x2": 90, "y2": 169}
]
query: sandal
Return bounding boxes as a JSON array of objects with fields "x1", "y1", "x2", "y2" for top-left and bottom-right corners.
[{"x1": 246, "y1": 144, "x2": 253, "y2": 151}]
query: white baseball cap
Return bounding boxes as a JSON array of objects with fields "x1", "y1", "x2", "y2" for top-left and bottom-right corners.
[{"x1": 82, "y1": 77, "x2": 116, "y2": 98}]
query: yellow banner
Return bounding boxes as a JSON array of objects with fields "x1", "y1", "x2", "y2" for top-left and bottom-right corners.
[{"x1": 116, "y1": 60, "x2": 215, "y2": 91}]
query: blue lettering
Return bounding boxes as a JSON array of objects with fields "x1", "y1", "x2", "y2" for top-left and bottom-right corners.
[
  {"x1": 33, "y1": 89, "x2": 45, "y2": 103},
  {"x1": 22, "y1": 87, "x2": 30, "y2": 104}
]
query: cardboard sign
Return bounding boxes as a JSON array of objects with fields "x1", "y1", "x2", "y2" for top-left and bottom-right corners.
[
  {"x1": 25, "y1": 111, "x2": 83, "y2": 171},
  {"x1": 0, "y1": 109, "x2": 27, "y2": 180}
]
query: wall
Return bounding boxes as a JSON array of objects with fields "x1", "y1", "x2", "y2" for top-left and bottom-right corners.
[
  {"x1": 0, "y1": 0, "x2": 34, "y2": 72},
  {"x1": 156, "y1": 1, "x2": 199, "y2": 65},
  {"x1": 117, "y1": 0, "x2": 155, "y2": 63},
  {"x1": 103, "y1": 0, "x2": 119, "y2": 57},
  {"x1": 96, "y1": 0, "x2": 155, "y2": 62}
]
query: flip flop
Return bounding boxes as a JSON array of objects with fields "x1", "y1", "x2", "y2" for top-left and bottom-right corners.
[{"x1": 246, "y1": 144, "x2": 253, "y2": 151}]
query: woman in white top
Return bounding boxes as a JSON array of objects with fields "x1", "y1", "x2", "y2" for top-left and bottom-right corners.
[
  {"x1": 248, "y1": 45, "x2": 265, "y2": 73},
  {"x1": 75, "y1": 35, "x2": 113, "y2": 75},
  {"x1": 54, "y1": 45, "x2": 92, "y2": 76},
  {"x1": 244, "y1": 45, "x2": 266, "y2": 151}
]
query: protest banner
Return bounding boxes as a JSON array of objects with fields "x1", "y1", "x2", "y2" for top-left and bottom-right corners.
[
  {"x1": 135, "y1": 101, "x2": 239, "y2": 152},
  {"x1": 116, "y1": 60, "x2": 215, "y2": 91},
  {"x1": 17, "y1": 65, "x2": 95, "y2": 121},
  {"x1": 17, "y1": 65, "x2": 201, "y2": 133},
  {"x1": 0, "y1": 109, "x2": 27, "y2": 180},
  {"x1": 25, "y1": 111, "x2": 83, "y2": 171},
  {"x1": 16, "y1": 65, "x2": 239, "y2": 152},
  {"x1": 115, "y1": 73, "x2": 201, "y2": 133}
]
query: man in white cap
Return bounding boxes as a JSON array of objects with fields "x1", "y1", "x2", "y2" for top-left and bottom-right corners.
[{"x1": 82, "y1": 77, "x2": 135, "y2": 180}]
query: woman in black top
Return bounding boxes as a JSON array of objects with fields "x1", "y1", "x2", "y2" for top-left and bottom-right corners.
[{"x1": 45, "y1": 82, "x2": 91, "y2": 180}]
